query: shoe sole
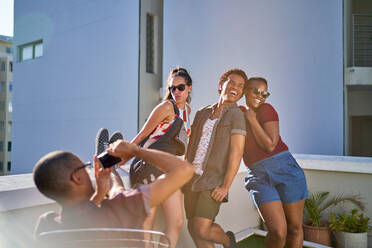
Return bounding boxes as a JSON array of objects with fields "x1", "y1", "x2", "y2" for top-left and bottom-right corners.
[
  {"x1": 109, "y1": 131, "x2": 124, "y2": 144},
  {"x1": 226, "y1": 231, "x2": 237, "y2": 248},
  {"x1": 95, "y1": 128, "x2": 109, "y2": 155}
]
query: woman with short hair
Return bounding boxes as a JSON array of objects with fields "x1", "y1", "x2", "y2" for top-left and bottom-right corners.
[{"x1": 241, "y1": 77, "x2": 308, "y2": 248}]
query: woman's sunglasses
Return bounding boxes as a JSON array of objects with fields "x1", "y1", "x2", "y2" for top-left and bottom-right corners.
[
  {"x1": 169, "y1": 84, "x2": 186, "y2": 93},
  {"x1": 248, "y1": 87, "x2": 270, "y2": 99}
]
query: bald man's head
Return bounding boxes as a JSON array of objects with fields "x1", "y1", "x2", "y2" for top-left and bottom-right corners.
[{"x1": 33, "y1": 151, "x2": 82, "y2": 202}]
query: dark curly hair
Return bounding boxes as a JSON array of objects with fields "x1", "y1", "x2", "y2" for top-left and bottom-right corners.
[
  {"x1": 247, "y1": 77, "x2": 268, "y2": 86},
  {"x1": 218, "y1": 68, "x2": 248, "y2": 94}
]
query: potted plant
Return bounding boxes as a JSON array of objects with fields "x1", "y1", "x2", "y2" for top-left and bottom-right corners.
[
  {"x1": 303, "y1": 191, "x2": 365, "y2": 246},
  {"x1": 329, "y1": 208, "x2": 370, "y2": 248}
]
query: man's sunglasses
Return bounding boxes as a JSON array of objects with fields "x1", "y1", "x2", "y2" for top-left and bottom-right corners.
[
  {"x1": 169, "y1": 84, "x2": 186, "y2": 93},
  {"x1": 70, "y1": 161, "x2": 92, "y2": 180},
  {"x1": 248, "y1": 87, "x2": 270, "y2": 99}
]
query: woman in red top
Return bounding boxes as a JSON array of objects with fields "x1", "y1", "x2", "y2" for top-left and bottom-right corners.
[{"x1": 241, "y1": 77, "x2": 308, "y2": 248}]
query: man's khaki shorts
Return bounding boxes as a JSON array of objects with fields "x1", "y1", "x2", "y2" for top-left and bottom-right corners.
[{"x1": 183, "y1": 177, "x2": 222, "y2": 220}]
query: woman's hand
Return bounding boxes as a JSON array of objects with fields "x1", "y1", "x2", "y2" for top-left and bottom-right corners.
[
  {"x1": 239, "y1": 105, "x2": 280, "y2": 153},
  {"x1": 239, "y1": 105, "x2": 256, "y2": 122}
]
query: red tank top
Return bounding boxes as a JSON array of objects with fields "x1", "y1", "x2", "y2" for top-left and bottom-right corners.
[{"x1": 243, "y1": 103, "x2": 288, "y2": 167}]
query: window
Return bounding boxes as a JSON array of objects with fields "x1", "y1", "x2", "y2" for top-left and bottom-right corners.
[
  {"x1": 8, "y1": 121, "x2": 12, "y2": 133},
  {"x1": 0, "y1": 61, "x2": 5, "y2": 71},
  {"x1": 35, "y1": 43, "x2": 43, "y2": 58},
  {"x1": 0, "y1": 81, "x2": 5, "y2": 92},
  {"x1": 6, "y1": 47, "x2": 12, "y2": 54},
  {"x1": 0, "y1": 102, "x2": 5, "y2": 112},
  {"x1": 9, "y1": 82, "x2": 13, "y2": 92},
  {"x1": 146, "y1": 13, "x2": 155, "y2": 73},
  {"x1": 8, "y1": 102, "x2": 12, "y2": 113},
  {"x1": 22, "y1": 45, "x2": 33, "y2": 60},
  {"x1": 0, "y1": 162, "x2": 3, "y2": 171},
  {"x1": 0, "y1": 121, "x2": 4, "y2": 132},
  {"x1": 0, "y1": 141, "x2": 3, "y2": 151},
  {"x1": 7, "y1": 161, "x2": 11, "y2": 171},
  {"x1": 8, "y1": 141, "x2": 11, "y2": 152},
  {"x1": 9, "y1": 61, "x2": 12, "y2": 72},
  {"x1": 18, "y1": 40, "x2": 43, "y2": 61}
]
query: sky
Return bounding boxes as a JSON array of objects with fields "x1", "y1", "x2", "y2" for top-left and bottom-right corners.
[{"x1": 0, "y1": 0, "x2": 14, "y2": 37}]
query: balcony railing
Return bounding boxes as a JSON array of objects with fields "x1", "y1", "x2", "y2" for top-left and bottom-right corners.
[{"x1": 352, "y1": 14, "x2": 372, "y2": 67}]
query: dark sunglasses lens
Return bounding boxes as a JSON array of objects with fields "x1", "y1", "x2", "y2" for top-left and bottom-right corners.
[
  {"x1": 253, "y1": 88, "x2": 260, "y2": 95},
  {"x1": 170, "y1": 84, "x2": 186, "y2": 92},
  {"x1": 262, "y1": 92, "x2": 270, "y2": 99}
]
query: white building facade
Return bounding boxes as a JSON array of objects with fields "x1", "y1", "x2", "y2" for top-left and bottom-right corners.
[{"x1": 0, "y1": 35, "x2": 13, "y2": 175}]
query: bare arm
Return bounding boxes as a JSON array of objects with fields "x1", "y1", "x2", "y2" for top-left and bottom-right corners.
[
  {"x1": 248, "y1": 118, "x2": 279, "y2": 153},
  {"x1": 242, "y1": 107, "x2": 279, "y2": 153},
  {"x1": 108, "y1": 168, "x2": 125, "y2": 198},
  {"x1": 107, "y1": 140, "x2": 194, "y2": 208},
  {"x1": 211, "y1": 133, "x2": 245, "y2": 202},
  {"x1": 131, "y1": 101, "x2": 174, "y2": 145},
  {"x1": 90, "y1": 156, "x2": 112, "y2": 205},
  {"x1": 115, "y1": 101, "x2": 174, "y2": 165}
]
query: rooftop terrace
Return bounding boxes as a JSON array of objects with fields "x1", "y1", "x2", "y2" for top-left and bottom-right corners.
[{"x1": 1, "y1": 154, "x2": 372, "y2": 247}]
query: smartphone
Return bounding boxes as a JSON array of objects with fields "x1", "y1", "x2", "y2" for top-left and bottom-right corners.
[{"x1": 97, "y1": 151, "x2": 122, "y2": 168}]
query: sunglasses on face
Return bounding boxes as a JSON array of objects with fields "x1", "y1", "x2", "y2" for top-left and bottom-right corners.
[
  {"x1": 70, "y1": 161, "x2": 92, "y2": 180},
  {"x1": 248, "y1": 87, "x2": 270, "y2": 99},
  {"x1": 169, "y1": 84, "x2": 186, "y2": 93}
]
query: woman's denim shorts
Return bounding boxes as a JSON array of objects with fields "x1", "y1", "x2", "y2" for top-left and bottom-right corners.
[{"x1": 245, "y1": 151, "x2": 308, "y2": 206}]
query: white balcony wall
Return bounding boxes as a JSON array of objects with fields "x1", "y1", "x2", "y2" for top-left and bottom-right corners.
[
  {"x1": 1, "y1": 156, "x2": 372, "y2": 248},
  {"x1": 12, "y1": 0, "x2": 140, "y2": 173},
  {"x1": 163, "y1": 0, "x2": 344, "y2": 156}
]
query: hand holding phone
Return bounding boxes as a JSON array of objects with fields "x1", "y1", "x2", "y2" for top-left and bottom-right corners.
[{"x1": 97, "y1": 151, "x2": 122, "y2": 168}]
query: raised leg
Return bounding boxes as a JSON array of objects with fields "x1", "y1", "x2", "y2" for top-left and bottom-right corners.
[
  {"x1": 187, "y1": 219, "x2": 215, "y2": 248},
  {"x1": 191, "y1": 217, "x2": 230, "y2": 248}
]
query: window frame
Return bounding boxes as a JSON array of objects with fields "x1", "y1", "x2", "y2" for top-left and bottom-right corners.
[{"x1": 18, "y1": 40, "x2": 43, "y2": 62}]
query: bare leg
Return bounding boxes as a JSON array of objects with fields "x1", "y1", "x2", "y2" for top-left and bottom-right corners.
[
  {"x1": 142, "y1": 207, "x2": 157, "y2": 248},
  {"x1": 283, "y1": 200, "x2": 305, "y2": 248},
  {"x1": 257, "y1": 201, "x2": 287, "y2": 248},
  {"x1": 192, "y1": 217, "x2": 230, "y2": 248},
  {"x1": 161, "y1": 190, "x2": 184, "y2": 248},
  {"x1": 187, "y1": 219, "x2": 215, "y2": 248}
]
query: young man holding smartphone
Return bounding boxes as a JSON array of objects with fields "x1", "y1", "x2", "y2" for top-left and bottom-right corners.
[{"x1": 34, "y1": 140, "x2": 194, "y2": 236}]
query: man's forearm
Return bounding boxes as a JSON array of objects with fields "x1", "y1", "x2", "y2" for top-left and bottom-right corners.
[
  {"x1": 108, "y1": 169, "x2": 125, "y2": 198},
  {"x1": 111, "y1": 168, "x2": 125, "y2": 189},
  {"x1": 221, "y1": 134, "x2": 245, "y2": 190},
  {"x1": 91, "y1": 191, "x2": 106, "y2": 206},
  {"x1": 134, "y1": 146, "x2": 194, "y2": 208},
  {"x1": 221, "y1": 159, "x2": 241, "y2": 190}
]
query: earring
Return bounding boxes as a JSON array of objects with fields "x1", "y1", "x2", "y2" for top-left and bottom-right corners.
[{"x1": 186, "y1": 92, "x2": 191, "y2": 103}]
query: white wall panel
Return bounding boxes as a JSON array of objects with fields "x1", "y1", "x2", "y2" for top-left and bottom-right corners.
[
  {"x1": 13, "y1": 0, "x2": 140, "y2": 173},
  {"x1": 164, "y1": 0, "x2": 344, "y2": 155}
]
